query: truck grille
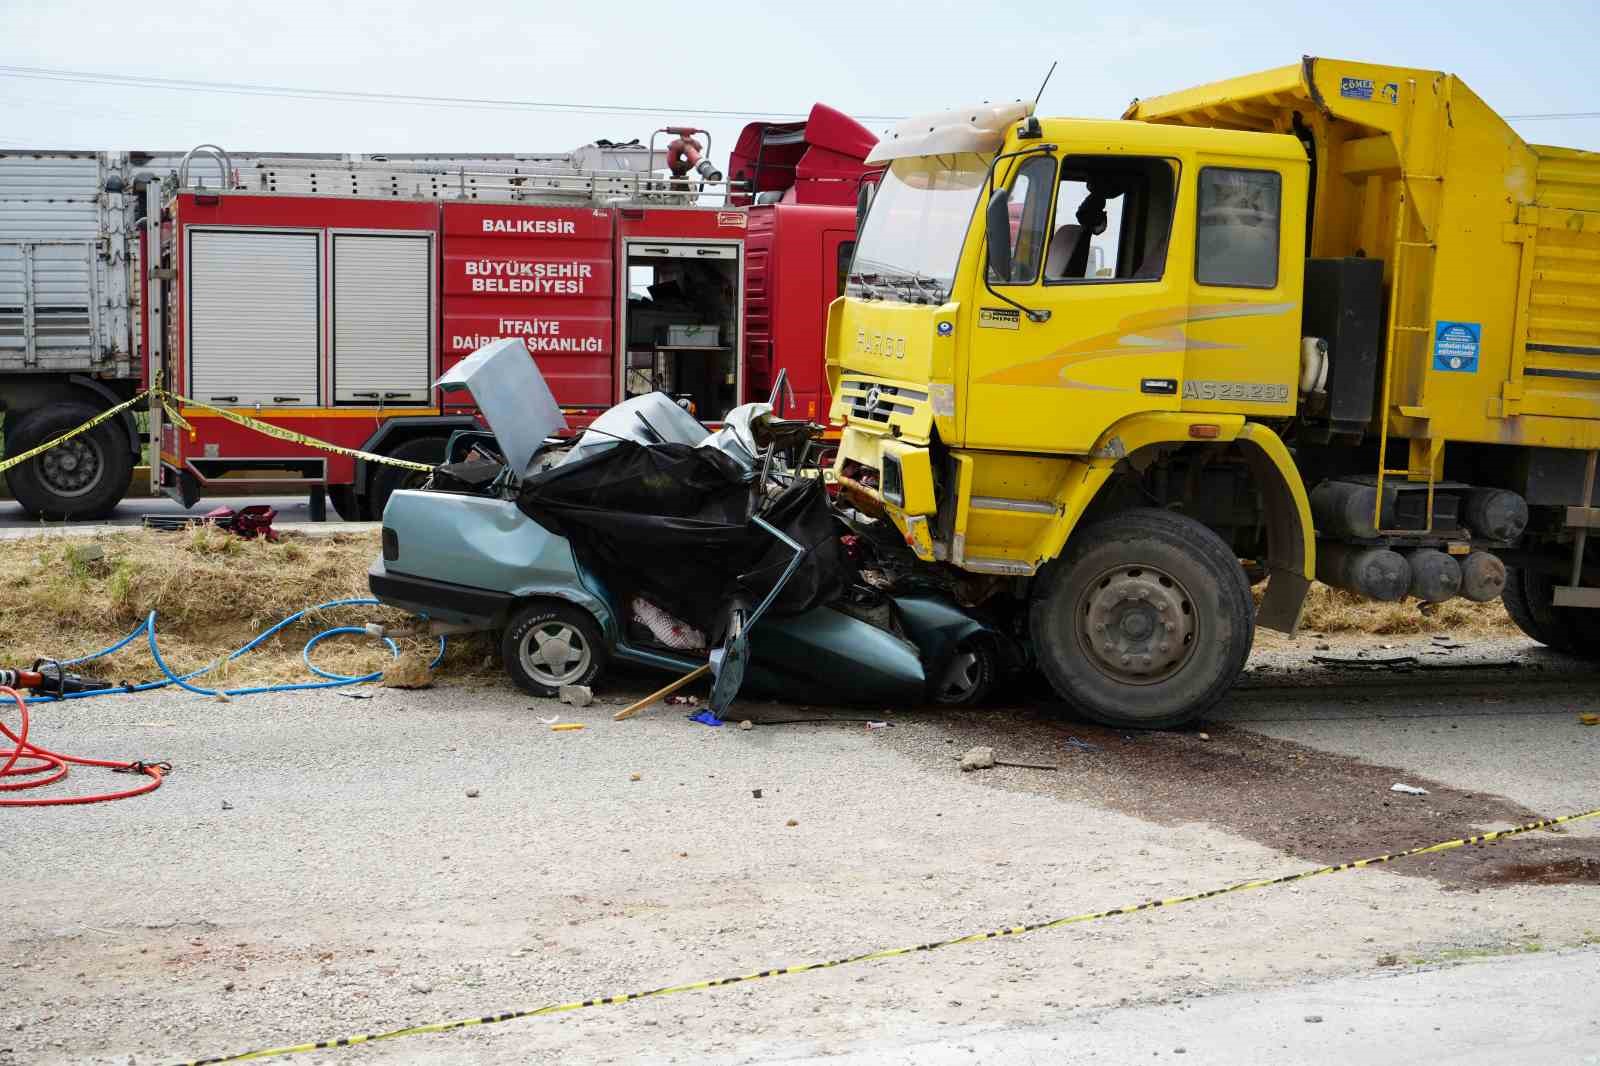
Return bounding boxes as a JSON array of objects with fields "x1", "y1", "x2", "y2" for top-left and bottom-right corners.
[{"x1": 837, "y1": 376, "x2": 928, "y2": 425}]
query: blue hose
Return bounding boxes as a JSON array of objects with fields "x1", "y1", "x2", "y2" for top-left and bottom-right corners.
[{"x1": 28, "y1": 597, "x2": 445, "y2": 702}]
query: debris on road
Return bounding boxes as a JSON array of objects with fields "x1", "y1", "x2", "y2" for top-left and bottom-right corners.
[
  {"x1": 558, "y1": 684, "x2": 593, "y2": 708},
  {"x1": 1580, "y1": 714, "x2": 1599, "y2": 726},
  {"x1": 465, "y1": 789, "x2": 480, "y2": 798},
  {"x1": 551, "y1": 723, "x2": 585, "y2": 732},
  {"x1": 1390, "y1": 783, "x2": 1430, "y2": 796},
  {"x1": 1313, "y1": 654, "x2": 1420, "y2": 670},
  {"x1": 960, "y1": 746, "x2": 996, "y2": 772},
  {"x1": 737, "y1": 719, "x2": 753, "y2": 730},
  {"x1": 382, "y1": 651, "x2": 434, "y2": 689},
  {"x1": 1064, "y1": 737, "x2": 1102, "y2": 753},
  {"x1": 630, "y1": 773, "x2": 641, "y2": 782},
  {"x1": 994, "y1": 760, "x2": 1058, "y2": 771}
]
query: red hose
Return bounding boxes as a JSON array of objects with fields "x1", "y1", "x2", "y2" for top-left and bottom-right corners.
[{"x1": 0, "y1": 686, "x2": 166, "y2": 806}]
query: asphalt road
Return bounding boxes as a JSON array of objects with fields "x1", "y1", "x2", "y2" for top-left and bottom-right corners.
[{"x1": 6, "y1": 641, "x2": 1599, "y2": 1066}]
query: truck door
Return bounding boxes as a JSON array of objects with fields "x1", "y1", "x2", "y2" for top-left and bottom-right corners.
[{"x1": 963, "y1": 153, "x2": 1186, "y2": 454}]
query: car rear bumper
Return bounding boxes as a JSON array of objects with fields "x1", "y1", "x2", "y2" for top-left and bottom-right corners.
[{"x1": 367, "y1": 558, "x2": 513, "y2": 627}]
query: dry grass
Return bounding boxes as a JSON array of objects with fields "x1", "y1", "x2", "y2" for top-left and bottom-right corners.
[
  {"x1": 0, "y1": 529, "x2": 1520, "y2": 694},
  {"x1": 0, "y1": 528, "x2": 494, "y2": 690},
  {"x1": 1280, "y1": 582, "x2": 1516, "y2": 637}
]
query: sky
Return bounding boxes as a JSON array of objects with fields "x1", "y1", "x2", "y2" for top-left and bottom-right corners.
[{"x1": 2, "y1": 0, "x2": 1597, "y2": 160}]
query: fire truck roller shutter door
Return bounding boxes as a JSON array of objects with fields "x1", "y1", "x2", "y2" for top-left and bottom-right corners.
[
  {"x1": 188, "y1": 230, "x2": 319, "y2": 406},
  {"x1": 333, "y1": 233, "x2": 432, "y2": 404}
]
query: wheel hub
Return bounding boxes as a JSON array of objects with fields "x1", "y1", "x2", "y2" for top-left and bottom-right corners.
[
  {"x1": 521, "y1": 622, "x2": 591, "y2": 686},
  {"x1": 36, "y1": 438, "x2": 104, "y2": 498},
  {"x1": 1077, "y1": 565, "x2": 1196, "y2": 684}
]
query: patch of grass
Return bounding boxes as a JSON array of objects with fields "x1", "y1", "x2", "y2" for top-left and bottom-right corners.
[
  {"x1": 1426, "y1": 941, "x2": 1544, "y2": 966},
  {"x1": 0, "y1": 528, "x2": 495, "y2": 689},
  {"x1": 1258, "y1": 582, "x2": 1516, "y2": 637}
]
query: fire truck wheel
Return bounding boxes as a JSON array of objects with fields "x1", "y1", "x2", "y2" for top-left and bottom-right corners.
[
  {"x1": 1029, "y1": 508, "x2": 1254, "y2": 730},
  {"x1": 501, "y1": 600, "x2": 608, "y2": 697},
  {"x1": 366, "y1": 437, "x2": 447, "y2": 520},
  {"x1": 3, "y1": 402, "x2": 135, "y2": 521},
  {"x1": 327, "y1": 485, "x2": 362, "y2": 523}
]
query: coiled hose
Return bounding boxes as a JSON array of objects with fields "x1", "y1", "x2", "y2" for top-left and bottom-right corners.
[{"x1": 1, "y1": 598, "x2": 445, "y2": 805}]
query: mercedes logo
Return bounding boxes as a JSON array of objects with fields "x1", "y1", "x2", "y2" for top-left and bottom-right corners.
[{"x1": 863, "y1": 386, "x2": 883, "y2": 416}]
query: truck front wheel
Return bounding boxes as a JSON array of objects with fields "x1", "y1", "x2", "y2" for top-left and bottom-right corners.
[
  {"x1": 3, "y1": 403, "x2": 135, "y2": 521},
  {"x1": 1030, "y1": 509, "x2": 1254, "y2": 729}
]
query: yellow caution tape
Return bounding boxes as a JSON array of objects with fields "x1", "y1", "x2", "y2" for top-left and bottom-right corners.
[
  {"x1": 169, "y1": 804, "x2": 1600, "y2": 1065},
  {"x1": 0, "y1": 389, "x2": 155, "y2": 476},
  {"x1": 0, "y1": 390, "x2": 437, "y2": 479},
  {"x1": 165, "y1": 394, "x2": 436, "y2": 472}
]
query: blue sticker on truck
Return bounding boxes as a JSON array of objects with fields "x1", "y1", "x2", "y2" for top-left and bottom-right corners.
[
  {"x1": 1433, "y1": 321, "x2": 1481, "y2": 373},
  {"x1": 1340, "y1": 77, "x2": 1399, "y2": 104}
]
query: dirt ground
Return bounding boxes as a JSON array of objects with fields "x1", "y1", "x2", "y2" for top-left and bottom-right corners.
[{"x1": 4, "y1": 626, "x2": 1598, "y2": 1066}]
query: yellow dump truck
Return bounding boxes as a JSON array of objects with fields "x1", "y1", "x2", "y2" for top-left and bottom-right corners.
[{"x1": 827, "y1": 57, "x2": 1600, "y2": 727}]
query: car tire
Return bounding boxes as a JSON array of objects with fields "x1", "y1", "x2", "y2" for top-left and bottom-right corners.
[
  {"x1": 931, "y1": 637, "x2": 998, "y2": 705},
  {"x1": 3, "y1": 402, "x2": 135, "y2": 521},
  {"x1": 501, "y1": 601, "x2": 608, "y2": 697},
  {"x1": 366, "y1": 437, "x2": 446, "y2": 521},
  {"x1": 1029, "y1": 508, "x2": 1253, "y2": 729}
]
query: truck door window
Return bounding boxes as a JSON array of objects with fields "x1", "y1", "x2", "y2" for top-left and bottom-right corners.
[
  {"x1": 1045, "y1": 157, "x2": 1177, "y2": 283},
  {"x1": 1195, "y1": 167, "x2": 1281, "y2": 289},
  {"x1": 992, "y1": 155, "x2": 1056, "y2": 284},
  {"x1": 836, "y1": 240, "x2": 855, "y2": 297}
]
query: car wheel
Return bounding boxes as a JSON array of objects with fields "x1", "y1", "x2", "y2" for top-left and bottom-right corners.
[
  {"x1": 931, "y1": 637, "x2": 998, "y2": 705},
  {"x1": 501, "y1": 601, "x2": 607, "y2": 697}
]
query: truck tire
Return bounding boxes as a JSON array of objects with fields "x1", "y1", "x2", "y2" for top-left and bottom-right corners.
[
  {"x1": 3, "y1": 402, "x2": 135, "y2": 520},
  {"x1": 501, "y1": 600, "x2": 607, "y2": 697},
  {"x1": 366, "y1": 437, "x2": 446, "y2": 521},
  {"x1": 327, "y1": 484, "x2": 362, "y2": 522},
  {"x1": 1502, "y1": 567, "x2": 1573, "y2": 652},
  {"x1": 1029, "y1": 508, "x2": 1254, "y2": 729}
]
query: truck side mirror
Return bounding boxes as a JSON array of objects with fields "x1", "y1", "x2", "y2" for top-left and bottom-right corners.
[
  {"x1": 855, "y1": 181, "x2": 874, "y2": 231},
  {"x1": 985, "y1": 187, "x2": 1013, "y2": 281}
]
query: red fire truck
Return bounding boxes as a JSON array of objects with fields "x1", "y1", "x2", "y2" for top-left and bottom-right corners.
[{"x1": 142, "y1": 105, "x2": 876, "y2": 520}]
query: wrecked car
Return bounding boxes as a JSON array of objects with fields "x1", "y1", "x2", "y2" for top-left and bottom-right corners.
[{"x1": 368, "y1": 339, "x2": 1018, "y2": 712}]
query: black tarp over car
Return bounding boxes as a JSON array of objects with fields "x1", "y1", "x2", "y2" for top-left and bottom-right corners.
[{"x1": 517, "y1": 441, "x2": 848, "y2": 635}]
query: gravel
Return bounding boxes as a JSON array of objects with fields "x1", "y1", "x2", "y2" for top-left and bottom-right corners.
[{"x1": 5, "y1": 647, "x2": 1600, "y2": 1065}]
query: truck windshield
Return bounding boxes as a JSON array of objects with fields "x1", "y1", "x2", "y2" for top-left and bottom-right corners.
[{"x1": 848, "y1": 154, "x2": 988, "y2": 304}]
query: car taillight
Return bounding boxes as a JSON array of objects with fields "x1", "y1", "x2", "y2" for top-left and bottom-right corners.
[{"x1": 382, "y1": 527, "x2": 399, "y2": 561}]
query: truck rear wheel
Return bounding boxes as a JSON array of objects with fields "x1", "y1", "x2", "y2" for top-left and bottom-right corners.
[
  {"x1": 1501, "y1": 566, "x2": 1600, "y2": 656},
  {"x1": 3, "y1": 403, "x2": 134, "y2": 521},
  {"x1": 1029, "y1": 509, "x2": 1254, "y2": 729},
  {"x1": 366, "y1": 437, "x2": 446, "y2": 521}
]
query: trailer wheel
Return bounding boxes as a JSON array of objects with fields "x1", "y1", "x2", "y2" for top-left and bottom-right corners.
[
  {"x1": 1030, "y1": 508, "x2": 1254, "y2": 729},
  {"x1": 3, "y1": 402, "x2": 134, "y2": 520},
  {"x1": 366, "y1": 437, "x2": 446, "y2": 520},
  {"x1": 501, "y1": 601, "x2": 607, "y2": 697}
]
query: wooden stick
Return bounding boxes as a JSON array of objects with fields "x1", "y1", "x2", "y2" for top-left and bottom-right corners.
[{"x1": 612, "y1": 664, "x2": 712, "y2": 721}]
